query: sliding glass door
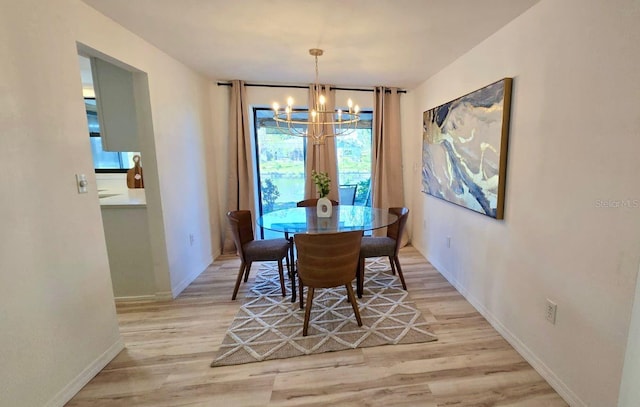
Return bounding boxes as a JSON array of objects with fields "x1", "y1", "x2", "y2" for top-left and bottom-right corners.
[
  {"x1": 335, "y1": 111, "x2": 373, "y2": 206},
  {"x1": 253, "y1": 108, "x2": 373, "y2": 238},
  {"x1": 254, "y1": 108, "x2": 306, "y2": 238}
]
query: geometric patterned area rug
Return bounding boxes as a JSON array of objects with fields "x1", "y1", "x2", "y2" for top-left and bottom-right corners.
[{"x1": 211, "y1": 258, "x2": 437, "y2": 367}]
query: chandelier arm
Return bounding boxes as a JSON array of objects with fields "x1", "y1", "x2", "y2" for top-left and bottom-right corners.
[
  {"x1": 274, "y1": 112, "x2": 360, "y2": 125},
  {"x1": 270, "y1": 48, "x2": 360, "y2": 144}
]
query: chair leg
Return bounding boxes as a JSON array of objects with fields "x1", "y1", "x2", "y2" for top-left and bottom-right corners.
[
  {"x1": 231, "y1": 262, "x2": 246, "y2": 300},
  {"x1": 389, "y1": 256, "x2": 397, "y2": 275},
  {"x1": 303, "y1": 287, "x2": 315, "y2": 336},
  {"x1": 345, "y1": 284, "x2": 363, "y2": 327},
  {"x1": 291, "y1": 269, "x2": 297, "y2": 303},
  {"x1": 357, "y1": 258, "x2": 365, "y2": 298},
  {"x1": 284, "y1": 254, "x2": 291, "y2": 279},
  {"x1": 290, "y1": 246, "x2": 297, "y2": 304},
  {"x1": 298, "y1": 275, "x2": 304, "y2": 310},
  {"x1": 277, "y1": 259, "x2": 286, "y2": 297},
  {"x1": 243, "y1": 262, "x2": 252, "y2": 282},
  {"x1": 393, "y1": 256, "x2": 407, "y2": 290}
]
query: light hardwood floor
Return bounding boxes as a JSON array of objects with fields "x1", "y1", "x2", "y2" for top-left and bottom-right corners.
[{"x1": 67, "y1": 246, "x2": 567, "y2": 406}]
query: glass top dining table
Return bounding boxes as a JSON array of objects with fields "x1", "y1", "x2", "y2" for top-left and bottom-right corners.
[{"x1": 258, "y1": 205, "x2": 398, "y2": 235}]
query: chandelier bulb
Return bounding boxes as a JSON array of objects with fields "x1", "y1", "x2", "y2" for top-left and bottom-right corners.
[
  {"x1": 272, "y1": 102, "x2": 279, "y2": 112},
  {"x1": 354, "y1": 105, "x2": 360, "y2": 114},
  {"x1": 287, "y1": 97, "x2": 294, "y2": 107}
]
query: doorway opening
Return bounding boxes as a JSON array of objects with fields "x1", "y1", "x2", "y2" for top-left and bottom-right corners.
[{"x1": 76, "y1": 47, "x2": 169, "y2": 303}]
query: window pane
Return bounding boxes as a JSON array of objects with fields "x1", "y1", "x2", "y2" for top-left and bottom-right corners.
[
  {"x1": 90, "y1": 137, "x2": 123, "y2": 169},
  {"x1": 85, "y1": 99, "x2": 100, "y2": 133},
  {"x1": 336, "y1": 111, "x2": 372, "y2": 206},
  {"x1": 86, "y1": 98, "x2": 139, "y2": 172},
  {"x1": 255, "y1": 108, "x2": 306, "y2": 239}
]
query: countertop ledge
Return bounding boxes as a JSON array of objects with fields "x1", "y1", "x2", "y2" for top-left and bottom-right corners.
[{"x1": 99, "y1": 189, "x2": 146, "y2": 207}]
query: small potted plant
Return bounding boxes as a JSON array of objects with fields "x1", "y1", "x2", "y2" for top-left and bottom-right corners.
[{"x1": 311, "y1": 170, "x2": 332, "y2": 217}]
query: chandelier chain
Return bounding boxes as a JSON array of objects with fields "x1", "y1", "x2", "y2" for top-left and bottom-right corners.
[{"x1": 315, "y1": 54, "x2": 319, "y2": 88}]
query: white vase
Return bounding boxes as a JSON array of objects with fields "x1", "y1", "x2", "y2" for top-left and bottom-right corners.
[{"x1": 317, "y1": 196, "x2": 332, "y2": 218}]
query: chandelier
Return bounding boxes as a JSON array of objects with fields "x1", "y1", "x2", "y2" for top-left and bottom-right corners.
[{"x1": 272, "y1": 48, "x2": 360, "y2": 145}]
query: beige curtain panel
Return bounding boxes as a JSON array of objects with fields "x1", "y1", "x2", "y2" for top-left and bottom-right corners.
[
  {"x1": 304, "y1": 84, "x2": 340, "y2": 202},
  {"x1": 223, "y1": 80, "x2": 256, "y2": 254},
  {"x1": 371, "y1": 87, "x2": 407, "y2": 242}
]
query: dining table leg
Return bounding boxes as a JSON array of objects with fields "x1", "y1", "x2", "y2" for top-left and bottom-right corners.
[{"x1": 285, "y1": 232, "x2": 296, "y2": 303}]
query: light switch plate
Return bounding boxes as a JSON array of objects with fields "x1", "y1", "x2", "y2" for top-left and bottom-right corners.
[{"x1": 76, "y1": 174, "x2": 88, "y2": 194}]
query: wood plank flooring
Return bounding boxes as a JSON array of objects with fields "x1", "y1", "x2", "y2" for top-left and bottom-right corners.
[{"x1": 66, "y1": 246, "x2": 567, "y2": 406}]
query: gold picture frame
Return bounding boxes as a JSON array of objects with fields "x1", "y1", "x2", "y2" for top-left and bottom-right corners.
[{"x1": 421, "y1": 78, "x2": 513, "y2": 219}]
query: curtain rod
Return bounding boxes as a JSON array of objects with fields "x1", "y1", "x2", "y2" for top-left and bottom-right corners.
[{"x1": 216, "y1": 81, "x2": 406, "y2": 94}]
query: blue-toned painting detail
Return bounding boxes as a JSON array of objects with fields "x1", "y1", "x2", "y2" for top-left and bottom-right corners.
[{"x1": 422, "y1": 78, "x2": 512, "y2": 219}]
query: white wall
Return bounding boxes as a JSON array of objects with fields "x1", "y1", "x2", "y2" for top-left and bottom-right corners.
[
  {"x1": 405, "y1": 0, "x2": 640, "y2": 405},
  {"x1": 0, "y1": 0, "x2": 217, "y2": 405},
  {"x1": 0, "y1": 1, "x2": 122, "y2": 406}
]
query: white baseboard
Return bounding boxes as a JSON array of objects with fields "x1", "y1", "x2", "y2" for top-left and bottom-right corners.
[
  {"x1": 114, "y1": 292, "x2": 176, "y2": 302},
  {"x1": 114, "y1": 294, "x2": 156, "y2": 302},
  {"x1": 115, "y1": 288, "x2": 182, "y2": 302},
  {"x1": 154, "y1": 291, "x2": 174, "y2": 301},
  {"x1": 171, "y1": 256, "x2": 212, "y2": 298},
  {"x1": 426, "y1": 254, "x2": 585, "y2": 407},
  {"x1": 45, "y1": 338, "x2": 124, "y2": 407}
]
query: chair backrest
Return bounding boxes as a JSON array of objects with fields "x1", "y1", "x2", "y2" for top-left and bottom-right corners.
[
  {"x1": 226, "y1": 210, "x2": 255, "y2": 259},
  {"x1": 338, "y1": 184, "x2": 357, "y2": 205},
  {"x1": 294, "y1": 231, "x2": 362, "y2": 288},
  {"x1": 297, "y1": 198, "x2": 339, "y2": 207},
  {"x1": 387, "y1": 207, "x2": 409, "y2": 254}
]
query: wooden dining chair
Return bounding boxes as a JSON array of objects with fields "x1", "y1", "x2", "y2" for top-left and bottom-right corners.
[
  {"x1": 227, "y1": 210, "x2": 290, "y2": 300},
  {"x1": 294, "y1": 231, "x2": 363, "y2": 336},
  {"x1": 358, "y1": 207, "x2": 409, "y2": 297},
  {"x1": 296, "y1": 198, "x2": 339, "y2": 207}
]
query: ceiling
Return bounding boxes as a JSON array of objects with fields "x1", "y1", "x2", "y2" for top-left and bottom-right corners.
[{"x1": 81, "y1": 0, "x2": 539, "y2": 89}]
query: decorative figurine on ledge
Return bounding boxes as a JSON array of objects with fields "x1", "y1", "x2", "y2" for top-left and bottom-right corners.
[{"x1": 127, "y1": 154, "x2": 144, "y2": 189}]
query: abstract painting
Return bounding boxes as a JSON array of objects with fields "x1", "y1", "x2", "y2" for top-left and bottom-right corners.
[{"x1": 422, "y1": 78, "x2": 512, "y2": 219}]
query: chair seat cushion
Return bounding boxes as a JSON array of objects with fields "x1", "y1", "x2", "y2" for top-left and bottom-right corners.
[
  {"x1": 243, "y1": 238, "x2": 290, "y2": 262},
  {"x1": 360, "y1": 236, "x2": 395, "y2": 258}
]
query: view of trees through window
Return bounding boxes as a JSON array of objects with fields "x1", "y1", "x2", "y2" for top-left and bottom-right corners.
[
  {"x1": 254, "y1": 107, "x2": 373, "y2": 237},
  {"x1": 335, "y1": 117, "x2": 372, "y2": 205},
  {"x1": 254, "y1": 110, "x2": 306, "y2": 213}
]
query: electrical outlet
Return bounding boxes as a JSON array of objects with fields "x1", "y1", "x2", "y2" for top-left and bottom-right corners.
[
  {"x1": 446, "y1": 236, "x2": 451, "y2": 248},
  {"x1": 189, "y1": 234, "x2": 195, "y2": 246},
  {"x1": 545, "y1": 299, "x2": 557, "y2": 324}
]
